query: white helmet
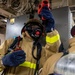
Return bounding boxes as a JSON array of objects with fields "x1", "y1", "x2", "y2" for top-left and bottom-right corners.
[{"x1": 54, "y1": 53, "x2": 75, "y2": 75}]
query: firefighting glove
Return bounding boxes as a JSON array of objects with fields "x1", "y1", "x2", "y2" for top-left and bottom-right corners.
[
  {"x1": 39, "y1": 6, "x2": 54, "y2": 20},
  {"x1": 2, "y1": 50, "x2": 26, "y2": 67},
  {"x1": 38, "y1": 6, "x2": 55, "y2": 32}
]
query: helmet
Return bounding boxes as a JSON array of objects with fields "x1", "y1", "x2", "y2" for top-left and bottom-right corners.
[
  {"x1": 38, "y1": 0, "x2": 50, "y2": 14},
  {"x1": 71, "y1": 26, "x2": 75, "y2": 37},
  {"x1": 54, "y1": 53, "x2": 75, "y2": 75},
  {"x1": 42, "y1": 0, "x2": 50, "y2": 8},
  {"x1": 21, "y1": 19, "x2": 45, "y2": 40}
]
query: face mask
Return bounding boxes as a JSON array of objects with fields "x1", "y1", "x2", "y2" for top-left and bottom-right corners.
[
  {"x1": 26, "y1": 25, "x2": 42, "y2": 41},
  {"x1": 21, "y1": 20, "x2": 45, "y2": 41}
]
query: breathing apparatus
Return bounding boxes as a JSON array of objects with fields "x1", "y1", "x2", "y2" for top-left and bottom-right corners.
[
  {"x1": 21, "y1": 19, "x2": 45, "y2": 41},
  {"x1": 21, "y1": 19, "x2": 45, "y2": 75}
]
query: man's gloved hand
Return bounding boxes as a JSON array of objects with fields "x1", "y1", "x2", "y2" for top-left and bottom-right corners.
[
  {"x1": 38, "y1": 0, "x2": 55, "y2": 32},
  {"x1": 38, "y1": 0, "x2": 51, "y2": 20},
  {"x1": 39, "y1": 6, "x2": 55, "y2": 32},
  {"x1": 38, "y1": 0, "x2": 50, "y2": 19},
  {"x1": 2, "y1": 50, "x2": 26, "y2": 67}
]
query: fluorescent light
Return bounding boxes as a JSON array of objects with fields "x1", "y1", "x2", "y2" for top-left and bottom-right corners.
[{"x1": 10, "y1": 18, "x2": 15, "y2": 24}]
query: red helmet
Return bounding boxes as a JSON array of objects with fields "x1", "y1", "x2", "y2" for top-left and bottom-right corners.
[
  {"x1": 71, "y1": 26, "x2": 75, "y2": 37},
  {"x1": 41, "y1": 0, "x2": 50, "y2": 8},
  {"x1": 38, "y1": 0, "x2": 50, "y2": 14}
]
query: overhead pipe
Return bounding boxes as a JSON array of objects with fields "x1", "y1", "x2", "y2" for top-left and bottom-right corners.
[{"x1": 49, "y1": 0, "x2": 52, "y2": 9}]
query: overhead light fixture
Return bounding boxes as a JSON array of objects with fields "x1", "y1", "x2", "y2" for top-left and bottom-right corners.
[
  {"x1": 10, "y1": 18, "x2": 15, "y2": 24},
  {"x1": 3, "y1": 19, "x2": 7, "y2": 22}
]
